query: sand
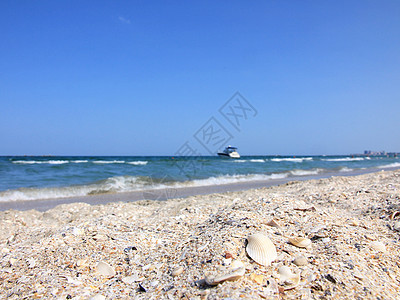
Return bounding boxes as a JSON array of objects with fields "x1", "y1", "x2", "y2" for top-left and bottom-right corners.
[{"x1": 1, "y1": 170, "x2": 400, "y2": 299}]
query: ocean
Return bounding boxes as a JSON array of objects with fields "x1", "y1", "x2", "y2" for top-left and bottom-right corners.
[{"x1": 0, "y1": 155, "x2": 399, "y2": 203}]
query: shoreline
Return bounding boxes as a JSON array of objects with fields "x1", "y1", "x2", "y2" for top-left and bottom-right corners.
[
  {"x1": 1, "y1": 166, "x2": 399, "y2": 212},
  {"x1": 1, "y1": 169, "x2": 399, "y2": 298}
]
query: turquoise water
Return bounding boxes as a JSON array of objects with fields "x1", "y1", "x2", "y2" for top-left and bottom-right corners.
[{"x1": 0, "y1": 155, "x2": 399, "y2": 202}]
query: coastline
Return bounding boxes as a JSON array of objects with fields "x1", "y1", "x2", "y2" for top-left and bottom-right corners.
[
  {"x1": 1, "y1": 166, "x2": 399, "y2": 212},
  {"x1": 1, "y1": 169, "x2": 400, "y2": 299}
]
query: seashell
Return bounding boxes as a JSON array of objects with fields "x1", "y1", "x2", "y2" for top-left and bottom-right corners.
[
  {"x1": 390, "y1": 211, "x2": 400, "y2": 220},
  {"x1": 349, "y1": 219, "x2": 360, "y2": 226},
  {"x1": 278, "y1": 266, "x2": 300, "y2": 290},
  {"x1": 293, "y1": 256, "x2": 307, "y2": 266},
  {"x1": 370, "y1": 241, "x2": 386, "y2": 252},
  {"x1": 96, "y1": 261, "x2": 116, "y2": 277},
  {"x1": 122, "y1": 273, "x2": 143, "y2": 284},
  {"x1": 88, "y1": 294, "x2": 106, "y2": 300},
  {"x1": 250, "y1": 273, "x2": 264, "y2": 284},
  {"x1": 393, "y1": 221, "x2": 400, "y2": 232},
  {"x1": 289, "y1": 237, "x2": 311, "y2": 248},
  {"x1": 266, "y1": 219, "x2": 281, "y2": 228},
  {"x1": 246, "y1": 233, "x2": 277, "y2": 266},
  {"x1": 171, "y1": 266, "x2": 184, "y2": 277},
  {"x1": 205, "y1": 260, "x2": 245, "y2": 285}
]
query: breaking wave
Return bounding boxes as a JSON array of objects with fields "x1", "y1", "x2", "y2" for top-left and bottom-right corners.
[
  {"x1": 270, "y1": 157, "x2": 312, "y2": 163},
  {"x1": 322, "y1": 157, "x2": 365, "y2": 162}
]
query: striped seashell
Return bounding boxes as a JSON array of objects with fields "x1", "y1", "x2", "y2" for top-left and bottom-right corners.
[{"x1": 246, "y1": 233, "x2": 277, "y2": 266}]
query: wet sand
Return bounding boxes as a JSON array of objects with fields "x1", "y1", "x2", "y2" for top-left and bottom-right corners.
[{"x1": 1, "y1": 169, "x2": 400, "y2": 299}]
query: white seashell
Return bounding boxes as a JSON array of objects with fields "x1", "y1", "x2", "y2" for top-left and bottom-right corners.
[
  {"x1": 246, "y1": 233, "x2": 277, "y2": 266},
  {"x1": 370, "y1": 241, "x2": 386, "y2": 252},
  {"x1": 122, "y1": 273, "x2": 143, "y2": 284},
  {"x1": 289, "y1": 237, "x2": 311, "y2": 248},
  {"x1": 266, "y1": 219, "x2": 281, "y2": 228},
  {"x1": 9, "y1": 258, "x2": 17, "y2": 266},
  {"x1": 96, "y1": 261, "x2": 116, "y2": 277},
  {"x1": 88, "y1": 294, "x2": 106, "y2": 300},
  {"x1": 205, "y1": 260, "x2": 245, "y2": 285},
  {"x1": 349, "y1": 219, "x2": 360, "y2": 226},
  {"x1": 393, "y1": 221, "x2": 400, "y2": 232},
  {"x1": 278, "y1": 266, "x2": 300, "y2": 290}
]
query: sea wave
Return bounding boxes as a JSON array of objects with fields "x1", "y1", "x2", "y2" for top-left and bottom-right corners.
[
  {"x1": 12, "y1": 160, "x2": 69, "y2": 165},
  {"x1": 270, "y1": 157, "x2": 312, "y2": 163},
  {"x1": 127, "y1": 161, "x2": 148, "y2": 165},
  {"x1": 377, "y1": 162, "x2": 400, "y2": 169},
  {"x1": 289, "y1": 168, "x2": 322, "y2": 176},
  {"x1": 249, "y1": 159, "x2": 266, "y2": 163},
  {"x1": 339, "y1": 167, "x2": 353, "y2": 172},
  {"x1": 0, "y1": 170, "x2": 307, "y2": 202},
  {"x1": 92, "y1": 160, "x2": 125, "y2": 164},
  {"x1": 322, "y1": 157, "x2": 365, "y2": 162},
  {"x1": 71, "y1": 160, "x2": 89, "y2": 163}
]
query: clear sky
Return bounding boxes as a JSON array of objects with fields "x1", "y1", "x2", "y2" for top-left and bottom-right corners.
[{"x1": 1, "y1": 1, "x2": 399, "y2": 156}]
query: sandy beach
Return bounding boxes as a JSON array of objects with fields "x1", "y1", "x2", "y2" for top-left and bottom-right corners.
[{"x1": 1, "y1": 169, "x2": 400, "y2": 299}]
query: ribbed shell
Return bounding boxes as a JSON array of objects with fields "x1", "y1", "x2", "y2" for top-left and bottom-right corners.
[{"x1": 246, "y1": 233, "x2": 277, "y2": 266}]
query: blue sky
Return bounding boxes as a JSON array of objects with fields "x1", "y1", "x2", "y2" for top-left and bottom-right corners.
[{"x1": 1, "y1": 0, "x2": 399, "y2": 155}]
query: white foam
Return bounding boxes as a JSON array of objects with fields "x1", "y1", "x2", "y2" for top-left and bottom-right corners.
[
  {"x1": 322, "y1": 157, "x2": 364, "y2": 162},
  {"x1": 339, "y1": 167, "x2": 353, "y2": 172},
  {"x1": 0, "y1": 175, "x2": 146, "y2": 202},
  {"x1": 0, "y1": 173, "x2": 291, "y2": 202},
  {"x1": 233, "y1": 160, "x2": 247, "y2": 163},
  {"x1": 92, "y1": 160, "x2": 125, "y2": 164},
  {"x1": 71, "y1": 160, "x2": 89, "y2": 163},
  {"x1": 127, "y1": 161, "x2": 148, "y2": 165},
  {"x1": 290, "y1": 169, "x2": 321, "y2": 176},
  {"x1": 250, "y1": 159, "x2": 265, "y2": 163},
  {"x1": 377, "y1": 162, "x2": 400, "y2": 169},
  {"x1": 188, "y1": 173, "x2": 288, "y2": 187},
  {"x1": 270, "y1": 157, "x2": 311, "y2": 163},
  {"x1": 12, "y1": 160, "x2": 69, "y2": 165}
]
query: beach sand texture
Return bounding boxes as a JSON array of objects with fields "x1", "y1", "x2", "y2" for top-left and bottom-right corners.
[{"x1": 1, "y1": 170, "x2": 400, "y2": 299}]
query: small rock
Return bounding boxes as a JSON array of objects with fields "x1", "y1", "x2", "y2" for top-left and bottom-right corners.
[{"x1": 293, "y1": 256, "x2": 308, "y2": 266}]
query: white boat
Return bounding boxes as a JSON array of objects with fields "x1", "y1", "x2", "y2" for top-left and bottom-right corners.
[{"x1": 217, "y1": 146, "x2": 240, "y2": 158}]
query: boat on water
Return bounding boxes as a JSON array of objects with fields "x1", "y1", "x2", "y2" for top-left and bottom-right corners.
[{"x1": 217, "y1": 146, "x2": 240, "y2": 158}]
